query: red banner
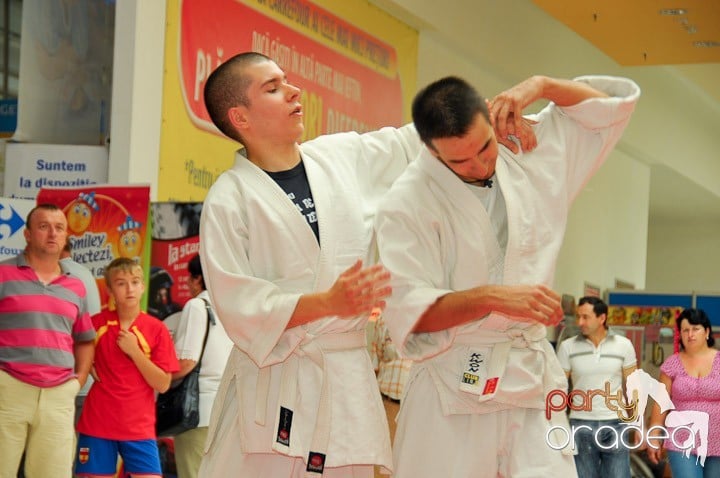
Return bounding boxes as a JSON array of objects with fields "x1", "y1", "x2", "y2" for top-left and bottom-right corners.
[
  {"x1": 37, "y1": 185, "x2": 151, "y2": 308},
  {"x1": 178, "y1": 0, "x2": 404, "y2": 139}
]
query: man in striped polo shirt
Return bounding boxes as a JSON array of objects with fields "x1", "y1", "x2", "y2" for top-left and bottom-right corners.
[
  {"x1": 556, "y1": 296, "x2": 638, "y2": 478},
  {"x1": 0, "y1": 203, "x2": 96, "y2": 478}
]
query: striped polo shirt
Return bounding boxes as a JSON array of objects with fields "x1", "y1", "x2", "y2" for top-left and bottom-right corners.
[
  {"x1": 556, "y1": 332, "x2": 637, "y2": 420},
  {"x1": 0, "y1": 253, "x2": 96, "y2": 387}
]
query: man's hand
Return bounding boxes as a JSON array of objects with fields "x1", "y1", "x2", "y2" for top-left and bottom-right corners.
[
  {"x1": 326, "y1": 260, "x2": 392, "y2": 318},
  {"x1": 491, "y1": 111, "x2": 538, "y2": 154},
  {"x1": 489, "y1": 76, "x2": 546, "y2": 153},
  {"x1": 646, "y1": 443, "x2": 664, "y2": 465},
  {"x1": 487, "y1": 284, "x2": 563, "y2": 326},
  {"x1": 413, "y1": 283, "x2": 563, "y2": 333}
]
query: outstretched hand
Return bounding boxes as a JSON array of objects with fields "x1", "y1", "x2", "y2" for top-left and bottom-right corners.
[{"x1": 327, "y1": 260, "x2": 392, "y2": 319}]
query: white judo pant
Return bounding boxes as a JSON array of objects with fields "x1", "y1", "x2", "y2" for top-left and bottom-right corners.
[{"x1": 392, "y1": 369, "x2": 577, "y2": 478}]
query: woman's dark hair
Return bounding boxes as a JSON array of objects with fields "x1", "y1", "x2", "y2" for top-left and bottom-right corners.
[{"x1": 676, "y1": 308, "x2": 715, "y2": 348}]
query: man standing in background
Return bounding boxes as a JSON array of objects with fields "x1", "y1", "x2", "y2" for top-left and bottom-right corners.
[
  {"x1": 557, "y1": 296, "x2": 638, "y2": 478},
  {"x1": 0, "y1": 203, "x2": 95, "y2": 478}
]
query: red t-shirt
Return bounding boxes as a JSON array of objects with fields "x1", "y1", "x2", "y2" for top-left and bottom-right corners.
[{"x1": 77, "y1": 311, "x2": 179, "y2": 440}]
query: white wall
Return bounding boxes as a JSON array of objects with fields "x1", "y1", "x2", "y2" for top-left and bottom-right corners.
[
  {"x1": 646, "y1": 219, "x2": 720, "y2": 292},
  {"x1": 555, "y1": 152, "x2": 650, "y2": 298}
]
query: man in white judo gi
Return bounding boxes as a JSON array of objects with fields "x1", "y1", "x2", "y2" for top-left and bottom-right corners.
[
  {"x1": 196, "y1": 52, "x2": 427, "y2": 477},
  {"x1": 375, "y1": 74, "x2": 640, "y2": 477}
]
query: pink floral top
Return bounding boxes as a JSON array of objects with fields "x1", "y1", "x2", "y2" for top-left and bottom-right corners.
[{"x1": 660, "y1": 351, "x2": 720, "y2": 456}]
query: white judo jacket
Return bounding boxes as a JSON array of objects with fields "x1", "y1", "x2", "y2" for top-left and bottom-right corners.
[
  {"x1": 199, "y1": 125, "x2": 420, "y2": 473},
  {"x1": 376, "y1": 76, "x2": 641, "y2": 417}
]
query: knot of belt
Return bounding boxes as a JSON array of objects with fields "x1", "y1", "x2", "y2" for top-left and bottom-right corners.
[{"x1": 455, "y1": 324, "x2": 553, "y2": 404}]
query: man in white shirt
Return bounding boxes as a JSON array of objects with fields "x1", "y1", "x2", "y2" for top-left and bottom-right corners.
[{"x1": 556, "y1": 296, "x2": 638, "y2": 478}]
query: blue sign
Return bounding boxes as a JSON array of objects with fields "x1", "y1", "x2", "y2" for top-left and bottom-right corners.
[{"x1": 0, "y1": 98, "x2": 17, "y2": 134}]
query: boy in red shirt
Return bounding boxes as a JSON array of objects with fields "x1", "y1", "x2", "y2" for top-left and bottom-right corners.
[{"x1": 76, "y1": 258, "x2": 179, "y2": 477}]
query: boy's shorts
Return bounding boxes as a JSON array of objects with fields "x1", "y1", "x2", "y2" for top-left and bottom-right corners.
[{"x1": 75, "y1": 434, "x2": 162, "y2": 476}]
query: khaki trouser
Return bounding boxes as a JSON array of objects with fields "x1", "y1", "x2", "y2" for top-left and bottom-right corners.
[
  {"x1": 173, "y1": 426, "x2": 208, "y2": 478},
  {"x1": 0, "y1": 370, "x2": 80, "y2": 478}
]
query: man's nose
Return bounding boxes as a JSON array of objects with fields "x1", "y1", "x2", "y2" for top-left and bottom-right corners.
[{"x1": 286, "y1": 83, "x2": 301, "y2": 98}]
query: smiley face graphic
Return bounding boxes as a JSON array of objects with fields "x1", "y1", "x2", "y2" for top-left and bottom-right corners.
[
  {"x1": 67, "y1": 200, "x2": 93, "y2": 234},
  {"x1": 118, "y1": 229, "x2": 142, "y2": 258}
]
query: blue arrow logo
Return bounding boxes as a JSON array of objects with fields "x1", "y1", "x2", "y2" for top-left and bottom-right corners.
[{"x1": 0, "y1": 204, "x2": 25, "y2": 239}]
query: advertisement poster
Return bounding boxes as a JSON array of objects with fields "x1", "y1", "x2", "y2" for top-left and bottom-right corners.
[
  {"x1": 607, "y1": 306, "x2": 681, "y2": 328},
  {"x1": 37, "y1": 184, "x2": 151, "y2": 309},
  {"x1": 148, "y1": 202, "x2": 202, "y2": 323},
  {"x1": 0, "y1": 197, "x2": 36, "y2": 261},
  {"x1": 4, "y1": 143, "x2": 109, "y2": 200},
  {"x1": 13, "y1": 0, "x2": 114, "y2": 145},
  {"x1": 158, "y1": 0, "x2": 418, "y2": 201}
]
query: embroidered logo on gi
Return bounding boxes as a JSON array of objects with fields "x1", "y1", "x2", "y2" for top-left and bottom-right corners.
[
  {"x1": 306, "y1": 451, "x2": 326, "y2": 474},
  {"x1": 462, "y1": 372, "x2": 479, "y2": 385},
  {"x1": 276, "y1": 406, "x2": 293, "y2": 446},
  {"x1": 78, "y1": 447, "x2": 90, "y2": 464},
  {"x1": 483, "y1": 377, "x2": 499, "y2": 395}
]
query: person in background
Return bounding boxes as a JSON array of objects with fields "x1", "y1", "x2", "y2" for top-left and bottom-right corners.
[
  {"x1": 371, "y1": 309, "x2": 412, "y2": 402},
  {"x1": 648, "y1": 308, "x2": 720, "y2": 477},
  {"x1": 375, "y1": 74, "x2": 640, "y2": 477},
  {"x1": 171, "y1": 254, "x2": 233, "y2": 478},
  {"x1": 75, "y1": 258, "x2": 179, "y2": 478},
  {"x1": 61, "y1": 241, "x2": 103, "y2": 423},
  {"x1": 0, "y1": 203, "x2": 95, "y2": 478},
  {"x1": 556, "y1": 296, "x2": 637, "y2": 478}
]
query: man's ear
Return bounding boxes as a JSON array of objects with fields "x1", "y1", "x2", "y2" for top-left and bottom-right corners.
[{"x1": 228, "y1": 106, "x2": 248, "y2": 130}]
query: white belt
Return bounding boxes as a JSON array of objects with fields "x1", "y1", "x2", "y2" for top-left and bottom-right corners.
[{"x1": 455, "y1": 324, "x2": 573, "y2": 454}]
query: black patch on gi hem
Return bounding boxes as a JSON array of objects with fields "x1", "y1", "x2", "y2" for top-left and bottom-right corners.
[
  {"x1": 306, "y1": 451, "x2": 326, "y2": 473},
  {"x1": 276, "y1": 406, "x2": 293, "y2": 446}
]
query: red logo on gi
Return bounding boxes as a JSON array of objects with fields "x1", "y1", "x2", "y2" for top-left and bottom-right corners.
[
  {"x1": 310, "y1": 454, "x2": 324, "y2": 468},
  {"x1": 483, "y1": 377, "x2": 499, "y2": 395},
  {"x1": 279, "y1": 429, "x2": 289, "y2": 441},
  {"x1": 79, "y1": 447, "x2": 90, "y2": 464}
]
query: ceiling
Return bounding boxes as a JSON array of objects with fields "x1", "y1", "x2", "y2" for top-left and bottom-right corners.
[{"x1": 532, "y1": 0, "x2": 720, "y2": 103}]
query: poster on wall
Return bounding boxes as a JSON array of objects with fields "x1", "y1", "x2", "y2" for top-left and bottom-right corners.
[
  {"x1": 37, "y1": 184, "x2": 151, "y2": 309},
  {"x1": 607, "y1": 306, "x2": 681, "y2": 328},
  {"x1": 158, "y1": 0, "x2": 418, "y2": 201},
  {"x1": 0, "y1": 197, "x2": 36, "y2": 261},
  {"x1": 13, "y1": 0, "x2": 115, "y2": 145},
  {"x1": 148, "y1": 202, "x2": 202, "y2": 323},
  {"x1": 4, "y1": 143, "x2": 109, "y2": 200}
]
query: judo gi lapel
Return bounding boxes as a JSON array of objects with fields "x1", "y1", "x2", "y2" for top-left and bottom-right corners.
[
  {"x1": 301, "y1": 155, "x2": 336, "y2": 292},
  {"x1": 493, "y1": 153, "x2": 548, "y2": 284},
  {"x1": 235, "y1": 152, "x2": 320, "y2": 273},
  {"x1": 416, "y1": 152, "x2": 503, "y2": 280}
]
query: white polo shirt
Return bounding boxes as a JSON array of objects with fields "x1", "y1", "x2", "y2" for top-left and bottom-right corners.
[{"x1": 556, "y1": 332, "x2": 637, "y2": 420}]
